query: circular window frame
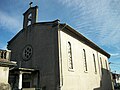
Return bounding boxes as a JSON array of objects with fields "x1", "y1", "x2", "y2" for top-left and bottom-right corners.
[{"x1": 22, "y1": 45, "x2": 33, "y2": 61}]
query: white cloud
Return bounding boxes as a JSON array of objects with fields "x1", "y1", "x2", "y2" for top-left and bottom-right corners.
[
  {"x1": 58, "y1": 0, "x2": 120, "y2": 51},
  {"x1": 0, "y1": 10, "x2": 22, "y2": 34},
  {"x1": 110, "y1": 53, "x2": 119, "y2": 57}
]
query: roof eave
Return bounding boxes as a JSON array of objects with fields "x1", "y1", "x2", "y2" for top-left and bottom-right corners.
[{"x1": 60, "y1": 24, "x2": 110, "y2": 58}]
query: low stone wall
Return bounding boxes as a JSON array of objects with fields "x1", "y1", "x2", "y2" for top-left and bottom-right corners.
[{"x1": 0, "y1": 83, "x2": 11, "y2": 90}]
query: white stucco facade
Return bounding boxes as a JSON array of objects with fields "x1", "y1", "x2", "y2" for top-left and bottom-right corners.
[{"x1": 58, "y1": 30, "x2": 112, "y2": 90}]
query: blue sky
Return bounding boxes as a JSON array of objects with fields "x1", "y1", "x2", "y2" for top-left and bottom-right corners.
[{"x1": 0, "y1": 0, "x2": 120, "y2": 73}]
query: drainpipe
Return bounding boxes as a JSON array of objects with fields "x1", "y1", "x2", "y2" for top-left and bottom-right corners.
[{"x1": 58, "y1": 22, "x2": 67, "y2": 88}]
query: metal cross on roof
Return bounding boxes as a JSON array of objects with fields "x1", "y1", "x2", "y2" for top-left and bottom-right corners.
[{"x1": 29, "y1": 2, "x2": 33, "y2": 8}]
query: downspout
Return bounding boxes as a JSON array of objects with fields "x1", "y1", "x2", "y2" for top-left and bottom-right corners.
[{"x1": 58, "y1": 23, "x2": 67, "y2": 88}]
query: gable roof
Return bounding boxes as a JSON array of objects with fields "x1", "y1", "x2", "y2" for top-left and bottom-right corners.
[
  {"x1": 7, "y1": 19, "x2": 59, "y2": 45},
  {"x1": 7, "y1": 19, "x2": 110, "y2": 58},
  {"x1": 60, "y1": 24, "x2": 110, "y2": 58}
]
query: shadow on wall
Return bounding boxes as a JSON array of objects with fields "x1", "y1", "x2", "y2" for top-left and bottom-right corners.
[
  {"x1": 0, "y1": 83, "x2": 11, "y2": 90},
  {"x1": 94, "y1": 68, "x2": 113, "y2": 90}
]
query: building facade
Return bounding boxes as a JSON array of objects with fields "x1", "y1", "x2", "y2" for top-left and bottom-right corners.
[
  {"x1": 112, "y1": 73, "x2": 120, "y2": 89},
  {"x1": 0, "y1": 49, "x2": 16, "y2": 90},
  {"x1": 7, "y1": 6, "x2": 113, "y2": 90}
]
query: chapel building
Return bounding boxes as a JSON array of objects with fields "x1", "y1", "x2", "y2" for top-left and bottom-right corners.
[{"x1": 7, "y1": 5, "x2": 113, "y2": 90}]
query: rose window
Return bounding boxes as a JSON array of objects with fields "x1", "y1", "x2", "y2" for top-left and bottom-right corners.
[{"x1": 22, "y1": 45, "x2": 33, "y2": 61}]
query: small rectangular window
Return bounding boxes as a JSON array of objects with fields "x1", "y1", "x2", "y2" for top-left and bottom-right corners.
[
  {"x1": 105, "y1": 60, "x2": 108, "y2": 70},
  {"x1": 83, "y1": 49, "x2": 88, "y2": 72},
  {"x1": 42, "y1": 86, "x2": 46, "y2": 90},
  {"x1": 100, "y1": 57, "x2": 103, "y2": 75}
]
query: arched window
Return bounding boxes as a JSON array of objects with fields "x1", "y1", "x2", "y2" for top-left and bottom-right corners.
[
  {"x1": 83, "y1": 49, "x2": 87, "y2": 71},
  {"x1": 68, "y1": 42, "x2": 73, "y2": 70},
  {"x1": 27, "y1": 13, "x2": 32, "y2": 26},
  {"x1": 93, "y1": 54, "x2": 97, "y2": 73}
]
